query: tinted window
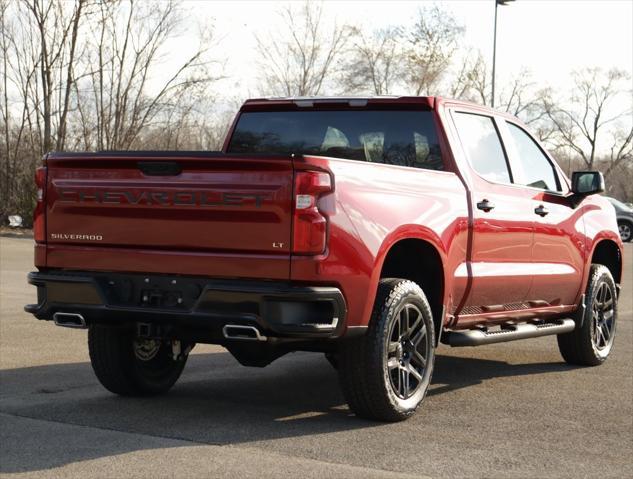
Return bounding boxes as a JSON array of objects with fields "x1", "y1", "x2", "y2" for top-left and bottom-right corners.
[
  {"x1": 228, "y1": 110, "x2": 443, "y2": 170},
  {"x1": 506, "y1": 123, "x2": 560, "y2": 191},
  {"x1": 453, "y1": 112, "x2": 511, "y2": 183}
]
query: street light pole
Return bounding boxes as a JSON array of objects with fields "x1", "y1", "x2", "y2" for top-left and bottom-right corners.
[{"x1": 491, "y1": 0, "x2": 514, "y2": 108}]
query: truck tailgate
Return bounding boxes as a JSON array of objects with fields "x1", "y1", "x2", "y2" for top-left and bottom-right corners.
[{"x1": 43, "y1": 153, "x2": 293, "y2": 279}]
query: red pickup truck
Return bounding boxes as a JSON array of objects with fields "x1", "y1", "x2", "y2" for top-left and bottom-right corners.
[{"x1": 26, "y1": 96, "x2": 623, "y2": 421}]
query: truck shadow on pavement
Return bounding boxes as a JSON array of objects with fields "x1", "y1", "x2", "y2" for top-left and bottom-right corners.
[{"x1": 0, "y1": 351, "x2": 578, "y2": 474}]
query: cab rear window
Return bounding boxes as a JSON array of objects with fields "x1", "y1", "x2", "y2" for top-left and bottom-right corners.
[{"x1": 227, "y1": 110, "x2": 444, "y2": 171}]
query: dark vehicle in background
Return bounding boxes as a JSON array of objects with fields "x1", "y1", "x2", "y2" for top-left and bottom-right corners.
[
  {"x1": 25, "y1": 96, "x2": 623, "y2": 422},
  {"x1": 606, "y1": 196, "x2": 633, "y2": 242}
]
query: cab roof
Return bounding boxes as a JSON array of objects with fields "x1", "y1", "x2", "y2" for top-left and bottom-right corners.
[
  {"x1": 240, "y1": 95, "x2": 504, "y2": 117},
  {"x1": 241, "y1": 96, "x2": 436, "y2": 111}
]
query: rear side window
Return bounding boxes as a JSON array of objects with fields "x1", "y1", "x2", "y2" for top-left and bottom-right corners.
[
  {"x1": 506, "y1": 123, "x2": 561, "y2": 191},
  {"x1": 228, "y1": 110, "x2": 444, "y2": 171},
  {"x1": 453, "y1": 112, "x2": 511, "y2": 184}
]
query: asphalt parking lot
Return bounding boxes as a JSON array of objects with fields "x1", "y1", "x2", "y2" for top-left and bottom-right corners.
[{"x1": 1, "y1": 236, "x2": 631, "y2": 479}]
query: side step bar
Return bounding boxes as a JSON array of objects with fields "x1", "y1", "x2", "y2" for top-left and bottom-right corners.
[{"x1": 444, "y1": 319, "x2": 575, "y2": 347}]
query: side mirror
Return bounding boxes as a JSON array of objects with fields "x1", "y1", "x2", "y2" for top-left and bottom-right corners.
[{"x1": 571, "y1": 171, "x2": 605, "y2": 196}]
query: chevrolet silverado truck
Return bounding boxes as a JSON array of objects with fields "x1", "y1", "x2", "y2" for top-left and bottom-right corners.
[{"x1": 26, "y1": 96, "x2": 623, "y2": 422}]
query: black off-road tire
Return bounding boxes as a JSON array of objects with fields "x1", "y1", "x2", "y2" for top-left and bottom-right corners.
[
  {"x1": 557, "y1": 265, "x2": 617, "y2": 366},
  {"x1": 88, "y1": 324, "x2": 187, "y2": 396},
  {"x1": 338, "y1": 278, "x2": 435, "y2": 422}
]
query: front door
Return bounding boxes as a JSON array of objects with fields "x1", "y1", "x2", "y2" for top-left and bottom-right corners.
[{"x1": 502, "y1": 121, "x2": 584, "y2": 307}]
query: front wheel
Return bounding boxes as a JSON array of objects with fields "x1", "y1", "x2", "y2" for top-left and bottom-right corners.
[
  {"x1": 88, "y1": 324, "x2": 188, "y2": 396},
  {"x1": 557, "y1": 265, "x2": 617, "y2": 366},
  {"x1": 338, "y1": 279, "x2": 435, "y2": 422}
]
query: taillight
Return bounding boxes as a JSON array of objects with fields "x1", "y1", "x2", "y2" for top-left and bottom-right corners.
[
  {"x1": 292, "y1": 170, "x2": 332, "y2": 255},
  {"x1": 33, "y1": 166, "x2": 47, "y2": 243}
]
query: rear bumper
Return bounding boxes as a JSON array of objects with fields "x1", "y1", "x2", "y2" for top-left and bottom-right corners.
[{"x1": 25, "y1": 270, "x2": 347, "y2": 340}]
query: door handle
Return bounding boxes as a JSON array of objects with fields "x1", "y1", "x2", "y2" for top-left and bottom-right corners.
[
  {"x1": 534, "y1": 205, "x2": 549, "y2": 217},
  {"x1": 476, "y1": 199, "x2": 495, "y2": 212}
]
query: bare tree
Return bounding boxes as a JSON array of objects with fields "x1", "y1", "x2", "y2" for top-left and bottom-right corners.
[
  {"x1": 0, "y1": 0, "x2": 221, "y2": 223},
  {"x1": 1, "y1": 0, "x2": 46, "y2": 222},
  {"x1": 542, "y1": 68, "x2": 632, "y2": 173},
  {"x1": 604, "y1": 160, "x2": 633, "y2": 202},
  {"x1": 79, "y1": 0, "x2": 218, "y2": 150},
  {"x1": 22, "y1": 0, "x2": 88, "y2": 152},
  {"x1": 339, "y1": 26, "x2": 403, "y2": 95},
  {"x1": 447, "y1": 56, "x2": 558, "y2": 144},
  {"x1": 448, "y1": 50, "x2": 488, "y2": 104},
  {"x1": 405, "y1": 5, "x2": 463, "y2": 96},
  {"x1": 0, "y1": 0, "x2": 13, "y2": 221},
  {"x1": 496, "y1": 69, "x2": 560, "y2": 144},
  {"x1": 498, "y1": 70, "x2": 540, "y2": 119},
  {"x1": 255, "y1": 1, "x2": 351, "y2": 96},
  {"x1": 448, "y1": 50, "x2": 477, "y2": 100}
]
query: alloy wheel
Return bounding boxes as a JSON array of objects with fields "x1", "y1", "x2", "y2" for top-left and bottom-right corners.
[
  {"x1": 386, "y1": 303, "x2": 430, "y2": 399},
  {"x1": 591, "y1": 282, "x2": 615, "y2": 351}
]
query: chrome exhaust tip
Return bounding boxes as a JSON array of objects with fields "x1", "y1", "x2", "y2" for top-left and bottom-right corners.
[
  {"x1": 53, "y1": 312, "x2": 87, "y2": 329},
  {"x1": 222, "y1": 324, "x2": 267, "y2": 342}
]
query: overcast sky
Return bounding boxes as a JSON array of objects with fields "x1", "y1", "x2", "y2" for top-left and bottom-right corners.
[{"x1": 173, "y1": 0, "x2": 633, "y2": 98}]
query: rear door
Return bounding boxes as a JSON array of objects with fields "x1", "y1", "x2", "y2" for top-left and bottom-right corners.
[{"x1": 451, "y1": 111, "x2": 535, "y2": 315}]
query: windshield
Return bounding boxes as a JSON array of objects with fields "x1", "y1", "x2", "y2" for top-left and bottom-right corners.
[{"x1": 227, "y1": 110, "x2": 443, "y2": 171}]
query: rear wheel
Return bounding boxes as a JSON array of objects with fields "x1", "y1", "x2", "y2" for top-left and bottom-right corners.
[
  {"x1": 88, "y1": 324, "x2": 188, "y2": 396},
  {"x1": 338, "y1": 278, "x2": 435, "y2": 422},
  {"x1": 557, "y1": 265, "x2": 617, "y2": 366}
]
